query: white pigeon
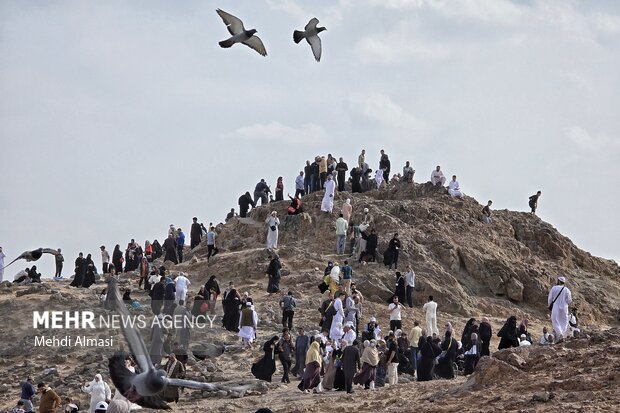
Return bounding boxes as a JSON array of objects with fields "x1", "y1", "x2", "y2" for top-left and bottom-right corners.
[
  {"x1": 293, "y1": 18, "x2": 327, "y2": 62},
  {"x1": 216, "y1": 9, "x2": 267, "y2": 57}
]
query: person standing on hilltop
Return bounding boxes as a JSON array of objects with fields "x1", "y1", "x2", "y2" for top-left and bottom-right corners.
[
  {"x1": 176, "y1": 228, "x2": 185, "y2": 263},
  {"x1": 548, "y1": 276, "x2": 572, "y2": 342},
  {"x1": 265, "y1": 211, "x2": 280, "y2": 249},
  {"x1": 379, "y1": 150, "x2": 391, "y2": 184},
  {"x1": 275, "y1": 177, "x2": 284, "y2": 201},
  {"x1": 238, "y1": 191, "x2": 256, "y2": 218},
  {"x1": 319, "y1": 156, "x2": 328, "y2": 189},
  {"x1": 190, "y1": 217, "x2": 202, "y2": 249},
  {"x1": 294, "y1": 171, "x2": 305, "y2": 198},
  {"x1": 206, "y1": 226, "x2": 217, "y2": 261},
  {"x1": 529, "y1": 190, "x2": 542, "y2": 214},
  {"x1": 423, "y1": 296, "x2": 439, "y2": 336},
  {"x1": 253, "y1": 179, "x2": 271, "y2": 206},
  {"x1": 431, "y1": 165, "x2": 446, "y2": 186},
  {"x1": 321, "y1": 174, "x2": 336, "y2": 213},
  {"x1": 336, "y1": 157, "x2": 348, "y2": 191},
  {"x1": 310, "y1": 157, "x2": 320, "y2": 193},
  {"x1": 111, "y1": 245, "x2": 123, "y2": 274},
  {"x1": 100, "y1": 246, "x2": 110, "y2": 274},
  {"x1": 304, "y1": 161, "x2": 312, "y2": 195},
  {"x1": 163, "y1": 234, "x2": 178, "y2": 264}
]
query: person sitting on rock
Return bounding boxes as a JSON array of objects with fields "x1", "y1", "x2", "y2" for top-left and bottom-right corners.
[
  {"x1": 519, "y1": 334, "x2": 531, "y2": 346},
  {"x1": 481, "y1": 200, "x2": 493, "y2": 223},
  {"x1": 287, "y1": 193, "x2": 303, "y2": 215},
  {"x1": 448, "y1": 175, "x2": 463, "y2": 198},
  {"x1": 8, "y1": 400, "x2": 26, "y2": 413},
  {"x1": 13, "y1": 267, "x2": 31, "y2": 284},
  {"x1": 430, "y1": 165, "x2": 446, "y2": 186},
  {"x1": 539, "y1": 327, "x2": 554, "y2": 345},
  {"x1": 402, "y1": 161, "x2": 415, "y2": 183},
  {"x1": 568, "y1": 308, "x2": 581, "y2": 337}
]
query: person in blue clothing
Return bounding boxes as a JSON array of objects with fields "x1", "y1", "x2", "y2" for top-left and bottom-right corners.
[
  {"x1": 176, "y1": 228, "x2": 185, "y2": 263},
  {"x1": 19, "y1": 377, "x2": 36, "y2": 413}
]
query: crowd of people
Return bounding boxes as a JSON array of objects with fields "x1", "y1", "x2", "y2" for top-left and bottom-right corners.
[{"x1": 4, "y1": 148, "x2": 560, "y2": 411}]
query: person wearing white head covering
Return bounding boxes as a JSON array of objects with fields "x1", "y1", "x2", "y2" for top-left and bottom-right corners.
[
  {"x1": 321, "y1": 175, "x2": 336, "y2": 213},
  {"x1": 374, "y1": 169, "x2": 384, "y2": 189},
  {"x1": 174, "y1": 272, "x2": 191, "y2": 304},
  {"x1": 548, "y1": 276, "x2": 572, "y2": 341},
  {"x1": 238, "y1": 302, "x2": 259, "y2": 348},
  {"x1": 82, "y1": 374, "x2": 111, "y2": 413},
  {"x1": 341, "y1": 199, "x2": 352, "y2": 222},
  {"x1": 265, "y1": 211, "x2": 280, "y2": 249}
]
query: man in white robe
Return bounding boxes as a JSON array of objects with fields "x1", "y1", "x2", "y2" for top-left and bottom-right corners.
[
  {"x1": 265, "y1": 211, "x2": 280, "y2": 249},
  {"x1": 174, "y1": 272, "x2": 191, "y2": 304},
  {"x1": 374, "y1": 169, "x2": 384, "y2": 189},
  {"x1": 238, "y1": 303, "x2": 258, "y2": 348},
  {"x1": 321, "y1": 175, "x2": 336, "y2": 213},
  {"x1": 448, "y1": 175, "x2": 463, "y2": 198},
  {"x1": 431, "y1": 166, "x2": 446, "y2": 186},
  {"x1": 422, "y1": 295, "x2": 438, "y2": 336},
  {"x1": 330, "y1": 293, "x2": 345, "y2": 342},
  {"x1": 547, "y1": 276, "x2": 572, "y2": 341}
]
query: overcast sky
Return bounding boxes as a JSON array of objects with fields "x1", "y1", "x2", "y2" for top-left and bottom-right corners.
[{"x1": 1, "y1": 0, "x2": 619, "y2": 277}]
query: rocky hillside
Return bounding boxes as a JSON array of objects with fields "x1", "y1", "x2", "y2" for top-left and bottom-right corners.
[
  {"x1": 1, "y1": 181, "x2": 619, "y2": 412},
  {"x1": 186, "y1": 181, "x2": 620, "y2": 326}
]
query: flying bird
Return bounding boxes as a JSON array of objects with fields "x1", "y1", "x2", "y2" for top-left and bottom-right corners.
[
  {"x1": 106, "y1": 278, "x2": 253, "y2": 410},
  {"x1": 293, "y1": 18, "x2": 326, "y2": 62},
  {"x1": 216, "y1": 8, "x2": 267, "y2": 56},
  {"x1": 1, "y1": 248, "x2": 61, "y2": 270}
]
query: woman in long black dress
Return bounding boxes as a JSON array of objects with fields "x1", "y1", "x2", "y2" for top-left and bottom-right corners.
[
  {"x1": 112, "y1": 245, "x2": 123, "y2": 275},
  {"x1": 394, "y1": 272, "x2": 406, "y2": 304},
  {"x1": 191, "y1": 286, "x2": 207, "y2": 317},
  {"x1": 222, "y1": 284, "x2": 241, "y2": 332},
  {"x1": 204, "y1": 276, "x2": 221, "y2": 299},
  {"x1": 435, "y1": 330, "x2": 458, "y2": 379},
  {"x1": 417, "y1": 335, "x2": 441, "y2": 382},
  {"x1": 70, "y1": 253, "x2": 86, "y2": 287},
  {"x1": 251, "y1": 336, "x2": 280, "y2": 382},
  {"x1": 82, "y1": 254, "x2": 96, "y2": 288},
  {"x1": 497, "y1": 315, "x2": 519, "y2": 349}
]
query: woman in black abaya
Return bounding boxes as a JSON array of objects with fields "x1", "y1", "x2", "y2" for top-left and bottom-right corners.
[{"x1": 251, "y1": 336, "x2": 280, "y2": 382}]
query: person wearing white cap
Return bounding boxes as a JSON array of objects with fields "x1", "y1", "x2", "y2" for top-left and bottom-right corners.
[
  {"x1": 519, "y1": 334, "x2": 532, "y2": 346},
  {"x1": 94, "y1": 401, "x2": 108, "y2": 413},
  {"x1": 173, "y1": 272, "x2": 191, "y2": 304},
  {"x1": 548, "y1": 276, "x2": 572, "y2": 342},
  {"x1": 343, "y1": 322, "x2": 357, "y2": 345},
  {"x1": 238, "y1": 302, "x2": 258, "y2": 348}
]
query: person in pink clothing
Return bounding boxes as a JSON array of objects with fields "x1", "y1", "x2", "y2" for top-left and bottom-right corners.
[{"x1": 341, "y1": 199, "x2": 352, "y2": 222}]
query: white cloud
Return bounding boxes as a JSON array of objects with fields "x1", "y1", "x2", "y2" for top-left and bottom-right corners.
[
  {"x1": 566, "y1": 126, "x2": 619, "y2": 152},
  {"x1": 355, "y1": 22, "x2": 451, "y2": 64},
  {"x1": 266, "y1": 0, "x2": 308, "y2": 21},
  {"x1": 225, "y1": 121, "x2": 327, "y2": 144},
  {"x1": 426, "y1": 0, "x2": 523, "y2": 25},
  {"x1": 591, "y1": 12, "x2": 620, "y2": 35},
  {"x1": 349, "y1": 92, "x2": 429, "y2": 137}
]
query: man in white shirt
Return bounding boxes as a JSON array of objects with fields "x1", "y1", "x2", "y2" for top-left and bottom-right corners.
[
  {"x1": 388, "y1": 296, "x2": 403, "y2": 332},
  {"x1": 100, "y1": 246, "x2": 110, "y2": 274},
  {"x1": 329, "y1": 262, "x2": 341, "y2": 294},
  {"x1": 295, "y1": 171, "x2": 305, "y2": 198},
  {"x1": 448, "y1": 175, "x2": 463, "y2": 198},
  {"x1": 404, "y1": 265, "x2": 416, "y2": 308},
  {"x1": 422, "y1": 296, "x2": 439, "y2": 336},
  {"x1": 174, "y1": 272, "x2": 191, "y2": 304},
  {"x1": 431, "y1": 166, "x2": 446, "y2": 186},
  {"x1": 548, "y1": 276, "x2": 572, "y2": 342}
]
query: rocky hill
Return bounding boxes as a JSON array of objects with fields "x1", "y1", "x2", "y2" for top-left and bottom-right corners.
[{"x1": 0, "y1": 181, "x2": 619, "y2": 412}]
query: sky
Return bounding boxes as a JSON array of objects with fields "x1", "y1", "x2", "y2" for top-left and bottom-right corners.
[{"x1": 1, "y1": 0, "x2": 619, "y2": 278}]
